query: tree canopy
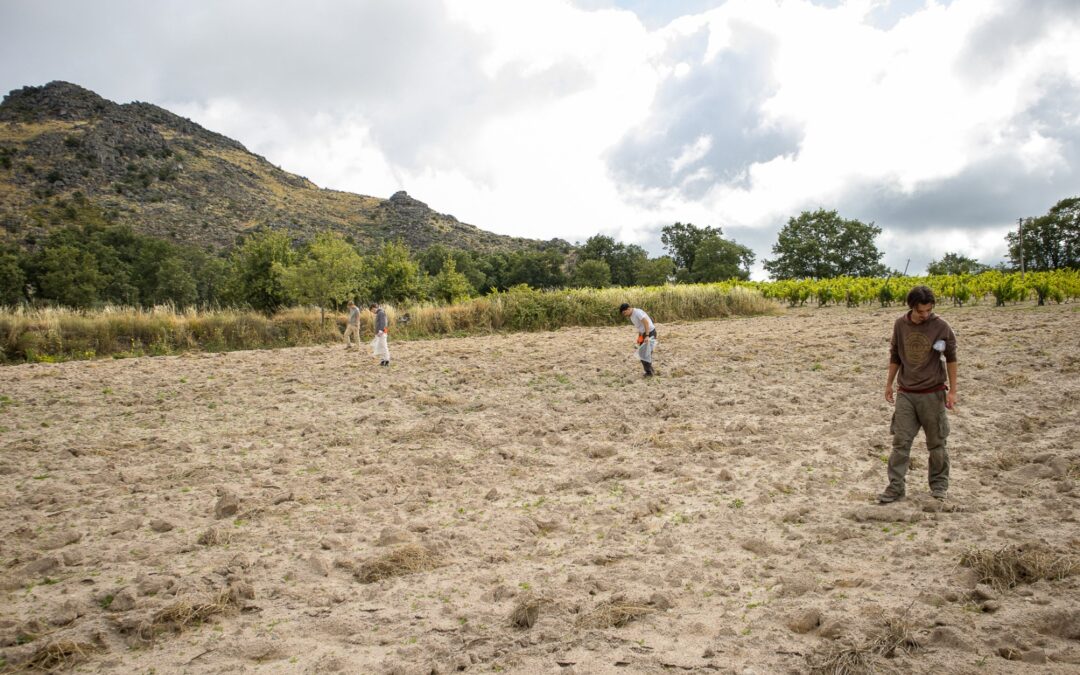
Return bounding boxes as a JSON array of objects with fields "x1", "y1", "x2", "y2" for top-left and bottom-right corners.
[
  {"x1": 661, "y1": 222, "x2": 754, "y2": 281},
  {"x1": 926, "y1": 252, "x2": 987, "y2": 276},
  {"x1": 763, "y1": 209, "x2": 888, "y2": 279},
  {"x1": 1007, "y1": 196, "x2": 1079, "y2": 271}
]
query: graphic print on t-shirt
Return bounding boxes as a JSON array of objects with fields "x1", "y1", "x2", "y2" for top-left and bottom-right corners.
[{"x1": 904, "y1": 331, "x2": 931, "y2": 367}]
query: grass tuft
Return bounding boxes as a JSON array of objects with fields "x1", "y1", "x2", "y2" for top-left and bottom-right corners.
[
  {"x1": 575, "y1": 599, "x2": 654, "y2": 629},
  {"x1": 134, "y1": 590, "x2": 234, "y2": 644},
  {"x1": 960, "y1": 544, "x2": 1080, "y2": 591},
  {"x1": 355, "y1": 544, "x2": 441, "y2": 584},
  {"x1": 17, "y1": 640, "x2": 99, "y2": 671}
]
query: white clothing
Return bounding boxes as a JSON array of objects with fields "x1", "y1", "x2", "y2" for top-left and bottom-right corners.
[
  {"x1": 629, "y1": 308, "x2": 653, "y2": 334},
  {"x1": 371, "y1": 333, "x2": 390, "y2": 361}
]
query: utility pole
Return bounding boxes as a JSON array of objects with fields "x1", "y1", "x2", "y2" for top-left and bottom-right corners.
[
  {"x1": 1018, "y1": 218, "x2": 1025, "y2": 280},
  {"x1": 902, "y1": 259, "x2": 910, "y2": 277}
]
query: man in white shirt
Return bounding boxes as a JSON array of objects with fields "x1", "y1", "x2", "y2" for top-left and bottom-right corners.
[{"x1": 619, "y1": 303, "x2": 657, "y2": 377}]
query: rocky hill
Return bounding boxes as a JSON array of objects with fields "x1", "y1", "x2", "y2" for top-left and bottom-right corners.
[{"x1": 0, "y1": 82, "x2": 537, "y2": 252}]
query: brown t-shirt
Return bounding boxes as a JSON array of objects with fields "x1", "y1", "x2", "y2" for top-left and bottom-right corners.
[{"x1": 890, "y1": 312, "x2": 957, "y2": 391}]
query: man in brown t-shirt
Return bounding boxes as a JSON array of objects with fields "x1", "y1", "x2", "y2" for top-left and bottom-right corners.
[{"x1": 878, "y1": 285, "x2": 958, "y2": 504}]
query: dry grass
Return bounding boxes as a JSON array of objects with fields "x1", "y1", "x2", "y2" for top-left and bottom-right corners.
[
  {"x1": 809, "y1": 608, "x2": 920, "y2": 674},
  {"x1": 960, "y1": 544, "x2": 1080, "y2": 591},
  {"x1": 509, "y1": 593, "x2": 543, "y2": 629},
  {"x1": 868, "y1": 611, "x2": 921, "y2": 658},
  {"x1": 197, "y1": 527, "x2": 232, "y2": 546},
  {"x1": 575, "y1": 599, "x2": 654, "y2": 629},
  {"x1": 134, "y1": 590, "x2": 234, "y2": 644},
  {"x1": 15, "y1": 639, "x2": 99, "y2": 672},
  {"x1": 808, "y1": 640, "x2": 878, "y2": 675},
  {"x1": 989, "y1": 451, "x2": 1021, "y2": 471},
  {"x1": 355, "y1": 544, "x2": 441, "y2": 584}
]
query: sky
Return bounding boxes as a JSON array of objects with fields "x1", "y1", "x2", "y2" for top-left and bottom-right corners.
[{"x1": 1, "y1": 0, "x2": 1078, "y2": 278}]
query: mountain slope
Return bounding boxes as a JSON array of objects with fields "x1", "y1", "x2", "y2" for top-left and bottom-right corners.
[{"x1": 0, "y1": 82, "x2": 537, "y2": 252}]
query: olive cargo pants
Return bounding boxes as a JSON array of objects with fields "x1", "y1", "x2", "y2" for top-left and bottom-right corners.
[{"x1": 886, "y1": 390, "x2": 950, "y2": 496}]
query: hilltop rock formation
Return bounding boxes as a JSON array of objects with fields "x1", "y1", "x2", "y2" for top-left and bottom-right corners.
[{"x1": 0, "y1": 82, "x2": 533, "y2": 252}]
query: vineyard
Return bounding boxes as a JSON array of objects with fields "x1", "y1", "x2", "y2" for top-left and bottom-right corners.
[{"x1": 740, "y1": 269, "x2": 1080, "y2": 308}]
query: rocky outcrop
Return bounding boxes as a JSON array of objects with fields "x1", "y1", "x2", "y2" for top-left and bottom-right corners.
[{"x1": 0, "y1": 81, "x2": 534, "y2": 253}]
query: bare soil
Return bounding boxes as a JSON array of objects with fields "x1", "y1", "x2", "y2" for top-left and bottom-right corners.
[{"x1": 1, "y1": 304, "x2": 1078, "y2": 674}]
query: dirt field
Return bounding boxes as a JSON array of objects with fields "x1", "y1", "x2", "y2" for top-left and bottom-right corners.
[{"x1": 1, "y1": 303, "x2": 1078, "y2": 674}]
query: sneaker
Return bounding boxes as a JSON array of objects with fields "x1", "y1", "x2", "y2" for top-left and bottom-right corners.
[
  {"x1": 931, "y1": 491, "x2": 947, "y2": 501},
  {"x1": 877, "y1": 491, "x2": 904, "y2": 504},
  {"x1": 380, "y1": 360, "x2": 390, "y2": 367}
]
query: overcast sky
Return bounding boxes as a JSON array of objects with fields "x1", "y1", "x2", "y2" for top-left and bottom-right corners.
[{"x1": 2, "y1": 0, "x2": 1078, "y2": 277}]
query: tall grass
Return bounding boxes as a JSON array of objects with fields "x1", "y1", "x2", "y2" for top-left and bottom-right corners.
[{"x1": 0, "y1": 284, "x2": 776, "y2": 364}]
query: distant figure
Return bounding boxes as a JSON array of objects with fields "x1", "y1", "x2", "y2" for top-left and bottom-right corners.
[
  {"x1": 878, "y1": 285, "x2": 958, "y2": 504},
  {"x1": 369, "y1": 302, "x2": 390, "y2": 367},
  {"x1": 619, "y1": 303, "x2": 657, "y2": 377},
  {"x1": 344, "y1": 301, "x2": 361, "y2": 350}
]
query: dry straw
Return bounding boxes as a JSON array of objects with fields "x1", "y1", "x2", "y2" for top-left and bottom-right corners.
[
  {"x1": 575, "y1": 599, "x2": 654, "y2": 629},
  {"x1": 809, "y1": 606, "x2": 920, "y2": 674},
  {"x1": 134, "y1": 590, "x2": 234, "y2": 644},
  {"x1": 355, "y1": 544, "x2": 441, "y2": 584},
  {"x1": 16, "y1": 640, "x2": 99, "y2": 671},
  {"x1": 509, "y1": 592, "x2": 543, "y2": 629},
  {"x1": 960, "y1": 544, "x2": 1080, "y2": 591}
]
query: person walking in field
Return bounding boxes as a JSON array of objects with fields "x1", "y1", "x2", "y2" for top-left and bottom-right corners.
[
  {"x1": 878, "y1": 285, "x2": 958, "y2": 504},
  {"x1": 369, "y1": 302, "x2": 390, "y2": 367},
  {"x1": 344, "y1": 300, "x2": 362, "y2": 350},
  {"x1": 619, "y1": 303, "x2": 657, "y2": 377}
]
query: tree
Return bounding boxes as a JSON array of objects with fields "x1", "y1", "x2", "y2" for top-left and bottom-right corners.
[
  {"x1": 35, "y1": 245, "x2": 104, "y2": 307},
  {"x1": 661, "y1": 222, "x2": 720, "y2": 273},
  {"x1": 366, "y1": 240, "x2": 422, "y2": 304},
  {"x1": 151, "y1": 256, "x2": 198, "y2": 308},
  {"x1": 636, "y1": 256, "x2": 675, "y2": 286},
  {"x1": 570, "y1": 259, "x2": 612, "y2": 288},
  {"x1": 504, "y1": 249, "x2": 567, "y2": 289},
  {"x1": 578, "y1": 235, "x2": 647, "y2": 287},
  {"x1": 430, "y1": 256, "x2": 473, "y2": 304},
  {"x1": 690, "y1": 236, "x2": 755, "y2": 282},
  {"x1": 764, "y1": 209, "x2": 888, "y2": 279},
  {"x1": 224, "y1": 228, "x2": 296, "y2": 312},
  {"x1": 0, "y1": 247, "x2": 26, "y2": 305},
  {"x1": 280, "y1": 232, "x2": 366, "y2": 322},
  {"x1": 1006, "y1": 197, "x2": 1079, "y2": 271},
  {"x1": 925, "y1": 252, "x2": 987, "y2": 276}
]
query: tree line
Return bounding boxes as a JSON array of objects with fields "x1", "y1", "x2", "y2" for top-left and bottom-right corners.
[{"x1": 0, "y1": 194, "x2": 1075, "y2": 311}]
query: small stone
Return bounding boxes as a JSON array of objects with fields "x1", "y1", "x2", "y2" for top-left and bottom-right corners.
[
  {"x1": 320, "y1": 536, "x2": 343, "y2": 550},
  {"x1": 929, "y1": 626, "x2": 973, "y2": 652},
  {"x1": 649, "y1": 592, "x2": 674, "y2": 610},
  {"x1": 308, "y1": 555, "x2": 331, "y2": 577},
  {"x1": 149, "y1": 519, "x2": 174, "y2": 533},
  {"x1": 998, "y1": 645, "x2": 1023, "y2": 661},
  {"x1": 48, "y1": 600, "x2": 81, "y2": 626},
  {"x1": 785, "y1": 608, "x2": 822, "y2": 634},
  {"x1": 1021, "y1": 649, "x2": 1047, "y2": 664},
  {"x1": 981, "y1": 601, "x2": 1001, "y2": 613},
  {"x1": 214, "y1": 488, "x2": 240, "y2": 519},
  {"x1": 24, "y1": 556, "x2": 61, "y2": 576},
  {"x1": 718, "y1": 469, "x2": 734, "y2": 481},
  {"x1": 375, "y1": 527, "x2": 412, "y2": 547},
  {"x1": 818, "y1": 619, "x2": 848, "y2": 639},
  {"x1": 40, "y1": 529, "x2": 82, "y2": 550},
  {"x1": 109, "y1": 587, "x2": 137, "y2": 612},
  {"x1": 972, "y1": 584, "x2": 996, "y2": 601},
  {"x1": 485, "y1": 488, "x2": 499, "y2": 501}
]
